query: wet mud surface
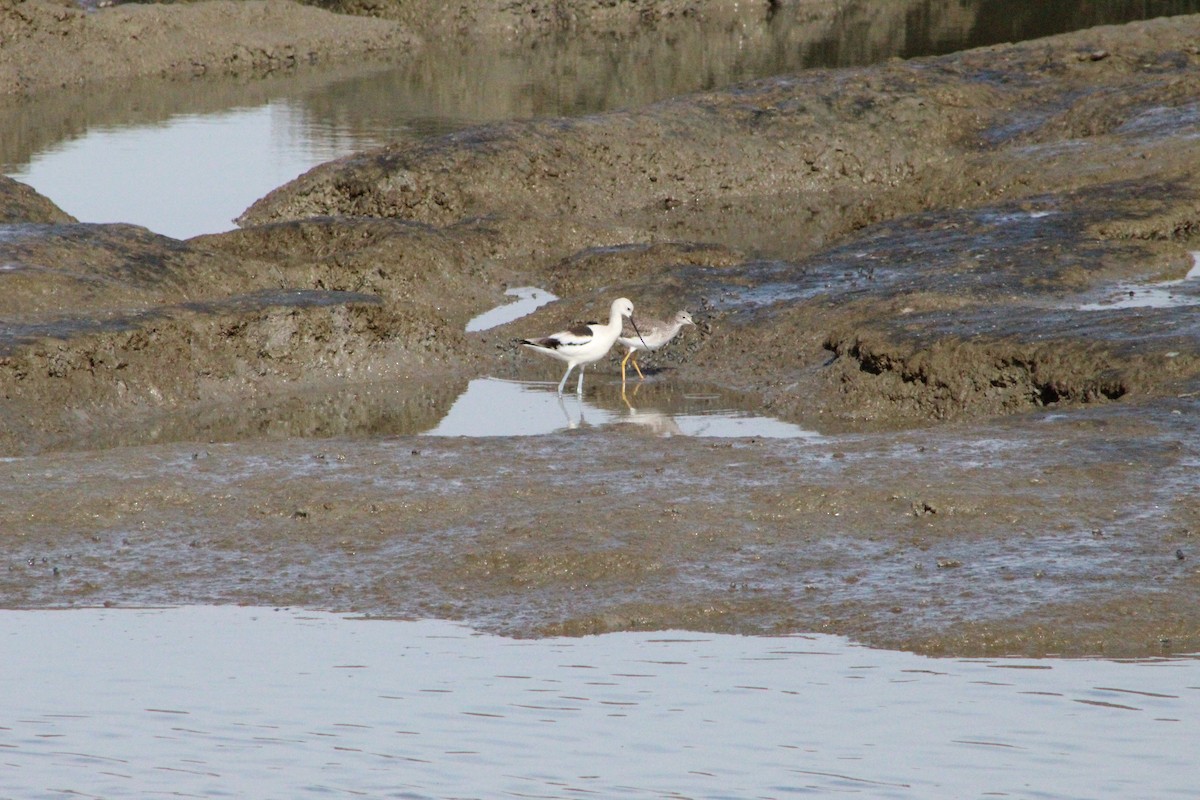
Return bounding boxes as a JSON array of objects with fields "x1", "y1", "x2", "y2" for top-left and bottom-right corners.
[
  {"x1": 4, "y1": 393, "x2": 1198, "y2": 657},
  {"x1": 4, "y1": 7, "x2": 1200, "y2": 655},
  {"x1": 0, "y1": 0, "x2": 416, "y2": 96}
]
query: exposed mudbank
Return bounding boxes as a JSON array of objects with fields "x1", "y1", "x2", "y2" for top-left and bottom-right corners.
[
  {"x1": 4, "y1": 397, "x2": 1198, "y2": 657},
  {"x1": 3, "y1": 8, "x2": 1200, "y2": 655},
  {"x1": 265, "y1": 18, "x2": 1200, "y2": 431},
  {"x1": 0, "y1": 175, "x2": 76, "y2": 223},
  {"x1": 0, "y1": 0, "x2": 416, "y2": 96}
]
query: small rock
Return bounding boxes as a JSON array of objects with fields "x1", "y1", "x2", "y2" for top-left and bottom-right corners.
[
  {"x1": 913, "y1": 501, "x2": 937, "y2": 516},
  {"x1": 936, "y1": 558, "x2": 962, "y2": 569}
]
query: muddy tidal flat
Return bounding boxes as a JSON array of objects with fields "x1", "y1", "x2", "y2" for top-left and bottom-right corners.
[{"x1": 3, "y1": 1, "x2": 1200, "y2": 658}]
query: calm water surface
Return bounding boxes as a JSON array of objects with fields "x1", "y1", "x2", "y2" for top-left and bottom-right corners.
[
  {"x1": 1075, "y1": 252, "x2": 1200, "y2": 310},
  {"x1": 5, "y1": 0, "x2": 1200, "y2": 238},
  {"x1": 426, "y1": 378, "x2": 821, "y2": 438},
  {"x1": 1, "y1": 606, "x2": 1196, "y2": 799}
]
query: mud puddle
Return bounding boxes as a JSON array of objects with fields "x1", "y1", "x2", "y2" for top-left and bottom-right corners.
[
  {"x1": 2, "y1": 606, "x2": 1196, "y2": 799},
  {"x1": 1076, "y1": 252, "x2": 1200, "y2": 311},
  {"x1": 5, "y1": 102, "x2": 383, "y2": 240},
  {"x1": 464, "y1": 286, "x2": 558, "y2": 332},
  {"x1": 426, "y1": 377, "x2": 820, "y2": 438}
]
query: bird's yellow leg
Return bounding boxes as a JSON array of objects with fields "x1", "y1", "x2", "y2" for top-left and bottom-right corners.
[
  {"x1": 631, "y1": 352, "x2": 645, "y2": 380},
  {"x1": 621, "y1": 349, "x2": 634, "y2": 388}
]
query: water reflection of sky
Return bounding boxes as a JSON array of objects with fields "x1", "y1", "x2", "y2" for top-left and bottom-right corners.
[
  {"x1": 424, "y1": 377, "x2": 820, "y2": 438},
  {"x1": 7, "y1": 103, "x2": 377, "y2": 240},
  {"x1": 464, "y1": 286, "x2": 558, "y2": 332},
  {"x1": 1076, "y1": 252, "x2": 1200, "y2": 311},
  {"x1": 1, "y1": 606, "x2": 1196, "y2": 799}
]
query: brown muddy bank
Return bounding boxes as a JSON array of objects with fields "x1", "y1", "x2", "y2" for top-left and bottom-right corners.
[
  {"x1": 0, "y1": 0, "x2": 416, "y2": 96},
  {"x1": 2, "y1": 394, "x2": 1198, "y2": 657},
  {"x1": 320, "y1": 0, "x2": 773, "y2": 40},
  {"x1": 240, "y1": 14, "x2": 1200, "y2": 428},
  {"x1": 0, "y1": 0, "x2": 777, "y2": 97},
  {"x1": 3, "y1": 10, "x2": 1200, "y2": 655}
]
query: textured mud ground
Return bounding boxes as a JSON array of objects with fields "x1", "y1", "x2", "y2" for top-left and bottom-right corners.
[
  {"x1": 0, "y1": 0, "x2": 416, "y2": 96},
  {"x1": 4, "y1": 392, "x2": 1199, "y2": 657},
  {"x1": 3, "y1": 7, "x2": 1200, "y2": 655}
]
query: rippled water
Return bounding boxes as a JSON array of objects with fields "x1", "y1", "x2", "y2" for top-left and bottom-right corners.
[{"x1": 1, "y1": 606, "x2": 1196, "y2": 799}]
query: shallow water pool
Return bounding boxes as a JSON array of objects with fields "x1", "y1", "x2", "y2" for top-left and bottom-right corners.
[
  {"x1": 426, "y1": 377, "x2": 820, "y2": 439},
  {"x1": 1075, "y1": 252, "x2": 1200, "y2": 311}
]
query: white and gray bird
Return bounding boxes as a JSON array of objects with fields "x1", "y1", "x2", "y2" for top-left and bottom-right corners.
[
  {"x1": 617, "y1": 309, "x2": 695, "y2": 384},
  {"x1": 521, "y1": 297, "x2": 642, "y2": 396}
]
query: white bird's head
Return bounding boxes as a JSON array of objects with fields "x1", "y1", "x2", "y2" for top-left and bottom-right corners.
[
  {"x1": 675, "y1": 310, "x2": 695, "y2": 326},
  {"x1": 614, "y1": 297, "x2": 648, "y2": 347}
]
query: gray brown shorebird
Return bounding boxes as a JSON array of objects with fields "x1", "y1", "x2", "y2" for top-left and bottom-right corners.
[{"x1": 617, "y1": 309, "x2": 695, "y2": 385}]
